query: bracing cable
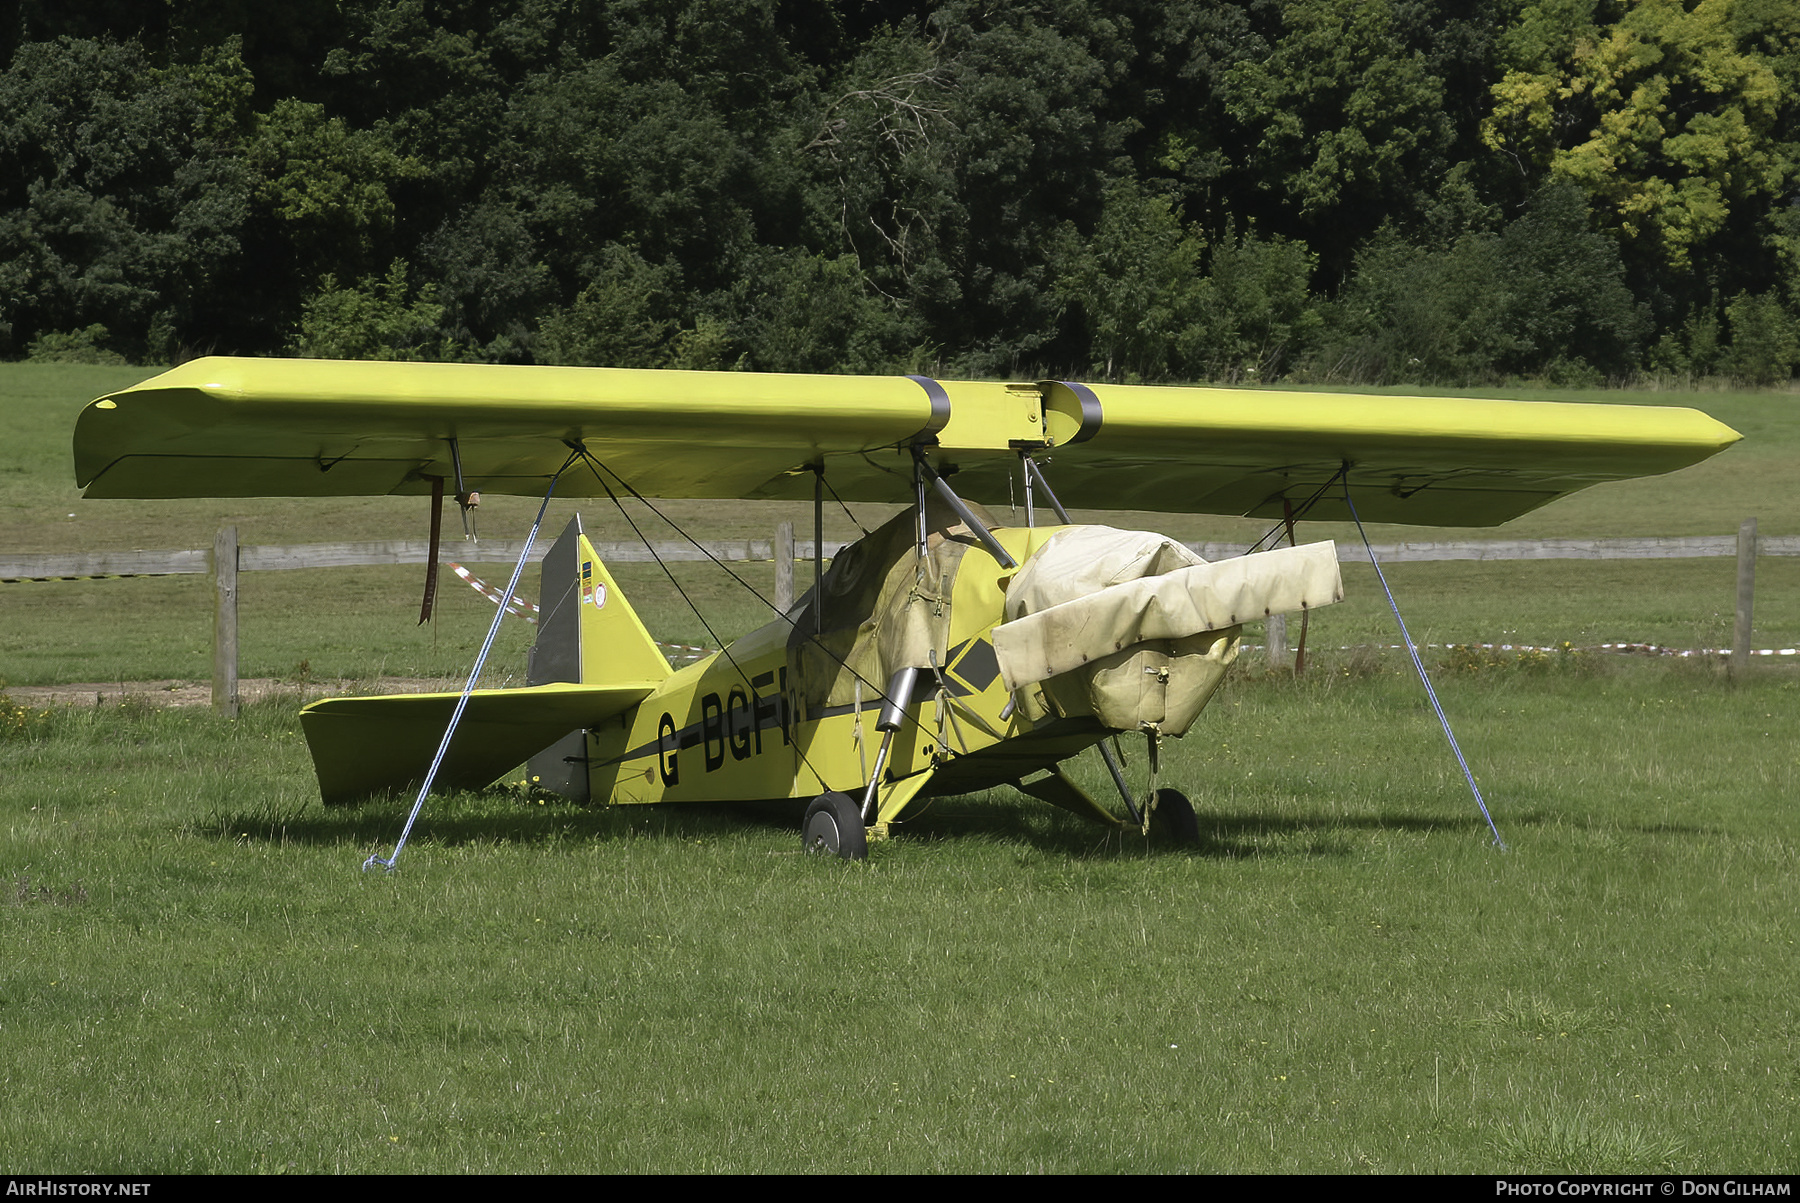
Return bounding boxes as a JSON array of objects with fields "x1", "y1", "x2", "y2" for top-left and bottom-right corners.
[
  {"x1": 1243, "y1": 469, "x2": 1347, "y2": 556},
  {"x1": 575, "y1": 449, "x2": 959, "y2": 809},
  {"x1": 576, "y1": 451, "x2": 780, "y2": 665},
  {"x1": 576, "y1": 453, "x2": 865, "y2": 799},
  {"x1": 819, "y1": 470, "x2": 873, "y2": 537}
]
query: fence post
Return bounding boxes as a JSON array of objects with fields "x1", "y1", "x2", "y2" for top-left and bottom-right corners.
[
  {"x1": 1731, "y1": 517, "x2": 1756, "y2": 682},
  {"x1": 775, "y1": 520, "x2": 795, "y2": 612},
  {"x1": 213, "y1": 526, "x2": 239, "y2": 717},
  {"x1": 1266, "y1": 612, "x2": 1288, "y2": 670}
]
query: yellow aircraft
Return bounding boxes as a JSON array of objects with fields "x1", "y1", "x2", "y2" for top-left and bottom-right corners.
[{"x1": 73, "y1": 359, "x2": 1740, "y2": 859}]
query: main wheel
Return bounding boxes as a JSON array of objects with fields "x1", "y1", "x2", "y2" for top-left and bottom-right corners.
[
  {"x1": 802, "y1": 791, "x2": 868, "y2": 861},
  {"x1": 1148, "y1": 788, "x2": 1199, "y2": 846}
]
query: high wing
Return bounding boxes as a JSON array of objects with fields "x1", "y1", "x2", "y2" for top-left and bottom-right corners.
[
  {"x1": 73, "y1": 358, "x2": 956, "y2": 502},
  {"x1": 993, "y1": 383, "x2": 1741, "y2": 525},
  {"x1": 74, "y1": 357, "x2": 1740, "y2": 524}
]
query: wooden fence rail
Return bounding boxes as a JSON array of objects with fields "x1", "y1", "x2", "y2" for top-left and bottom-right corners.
[
  {"x1": 3, "y1": 525, "x2": 1784, "y2": 714},
  {"x1": 4, "y1": 533, "x2": 1797, "y2": 582}
]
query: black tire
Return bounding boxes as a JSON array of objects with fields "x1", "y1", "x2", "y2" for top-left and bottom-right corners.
[
  {"x1": 1148, "y1": 788, "x2": 1199, "y2": 846},
  {"x1": 802, "y1": 791, "x2": 868, "y2": 861}
]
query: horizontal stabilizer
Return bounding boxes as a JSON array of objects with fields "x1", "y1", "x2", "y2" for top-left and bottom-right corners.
[{"x1": 301, "y1": 681, "x2": 657, "y2": 805}]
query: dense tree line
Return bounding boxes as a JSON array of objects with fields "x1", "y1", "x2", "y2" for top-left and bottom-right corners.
[{"x1": 2, "y1": 0, "x2": 1796, "y2": 384}]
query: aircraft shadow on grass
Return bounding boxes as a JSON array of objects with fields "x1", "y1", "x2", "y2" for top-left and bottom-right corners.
[
  {"x1": 205, "y1": 788, "x2": 1523, "y2": 862},
  {"x1": 202, "y1": 788, "x2": 1723, "y2": 869}
]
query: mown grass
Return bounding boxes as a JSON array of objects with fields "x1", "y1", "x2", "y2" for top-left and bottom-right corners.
[{"x1": 2, "y1": 659, "x2": 1794, "y2": 1173}]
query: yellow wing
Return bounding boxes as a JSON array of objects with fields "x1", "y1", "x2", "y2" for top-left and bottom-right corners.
[
  {"x1": 73, "y1": 357, "x2": 953, "y2": 501},
  {"x1": 960, "y1": 382, "x2": 1741, "y2": 525},
  {"x1": 73, "y1": 357, "x2": 1740, "y2": 525}
]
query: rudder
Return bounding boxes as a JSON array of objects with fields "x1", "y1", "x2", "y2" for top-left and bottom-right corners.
[{"x1": 527, "y1": 515, "x2": 670, "y2": 799}]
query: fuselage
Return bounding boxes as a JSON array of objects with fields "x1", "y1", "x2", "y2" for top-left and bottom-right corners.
[{"x1": 581, "y1": 523, "x2": 1091, "y2": 824}]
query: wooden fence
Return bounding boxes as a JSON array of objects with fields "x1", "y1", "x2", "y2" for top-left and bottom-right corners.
[
  {"x1": 5, "y1": 532, "x2": 1797, "y2": 582},
  {"x1": 3, "y1": 521, "x2": 1787, "y2": 714}
]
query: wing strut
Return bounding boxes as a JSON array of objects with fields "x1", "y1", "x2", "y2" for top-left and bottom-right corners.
[
  {"x1": 1020, "y1": 453, "x2": 1072, "y2": 524},
  {"x1": 1094, "y1": 737, "x2": 1142, "y2": 826},
  {"x1": 448, "y1": 437, "x2": 479, "y2": 540},
  {"x1": 812, "y1": 463, "x2": 825, "y2": 637},
  {"x1": 1025, "y1": 449, "x2": 1147, "y2": 820},
  {"x1": 1281, "y1": 497, "x2": 1311, "y2": 674},
  {"x1": 418, "y1": 475, "x2": 444, "y2": 625},
  {"x1": 1341, "y1": 473, "x2": 1506, "y2": 849},
  {"x1": 912, "y1": 449, "x2": 1017, "y2": 568}
]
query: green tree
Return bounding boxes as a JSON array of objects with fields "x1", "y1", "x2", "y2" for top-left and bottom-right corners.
[
  {"x1": 534, "y1": 244, "x2": 684, "y2": 369},
  {"x1": 1720, "y1": 291, "x2": 1799, "y2": 383},
  {"x1": 0, "y1": 35, "x2": 252, "y2": 358},
  {"x1": 1215, "y1": 0, "x2": 1459, "y2": 270},
  {"x1": 501, "y1": 61, "x2": 760, "y2": 309},
  {"x1": 730, "y1": 249, "x2": 912, "y2": 375},
  {"x1": 1325, "y1": 230, "x2": 1519, "y2": 383},
  {"x1": 801, "y1": 2, "x2": 1127, "y2": 375},
  {"x1": 1323, "y1": 184, "x2": 1645, "y2": 383},
  {"x1": 1053, "y1": 180, "x2": 1205, "y2": 381},
  {"x1": 247, "y1": 98, "x2": 427, "y2": 266},
  {"x1": 26, "y1": 323, "x2": 128, "y2": 364},
  {"x1": 1190, "y1": 228, "x2": 1323, "y2": 382},
  {"x1": 1483, "y1": 0, "x2": 1796, "y2": 271},
  {"x1": 418, "y1": 200, "x2": 554, "y2": 363},
  {"x1": 1647, "y1": 300, "x2": 1724, "y2": 376},
  {"x1": 796, "y1": 26, "x2": 959, "y2": 309},
  {"x1": 290, "y1": 260, "x2": 446, "y2": 360}
]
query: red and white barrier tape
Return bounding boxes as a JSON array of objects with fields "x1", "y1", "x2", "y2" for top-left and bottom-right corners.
[
  {"x1": 1255, "y1": 640, "x2": 1799, "y2": 658},
  {"x1": 449, "y1": 563, "x2": 713, "y2": 661},
  {"x1": 451, "y1": 563, "x2": 537, "y2": 622}
]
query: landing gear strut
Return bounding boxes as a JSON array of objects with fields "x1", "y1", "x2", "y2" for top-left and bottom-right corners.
[{"x1": 1100, "y1": 731, "x2": 1200, "y2": 845}]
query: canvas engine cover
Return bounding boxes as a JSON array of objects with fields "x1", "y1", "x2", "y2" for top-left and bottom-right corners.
[{"x1": 996, "y1": 527, "x2": 1343, "y2": 736}]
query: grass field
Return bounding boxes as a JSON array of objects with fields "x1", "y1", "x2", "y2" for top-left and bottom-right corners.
[
  {"x1": 3, "y1": 664, "x2": 1794, "y2": 1173},
  {"x1": 2, "y1": 363, "x2": 1797, "y2": 1172}
]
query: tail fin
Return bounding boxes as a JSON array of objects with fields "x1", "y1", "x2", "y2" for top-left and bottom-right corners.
[
  {"x1": 527, "y1": 515, "x2": 670, "y2": 801},
  {"x1": 529, "y1": 515, "x2": 672, "y2": 690}
]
